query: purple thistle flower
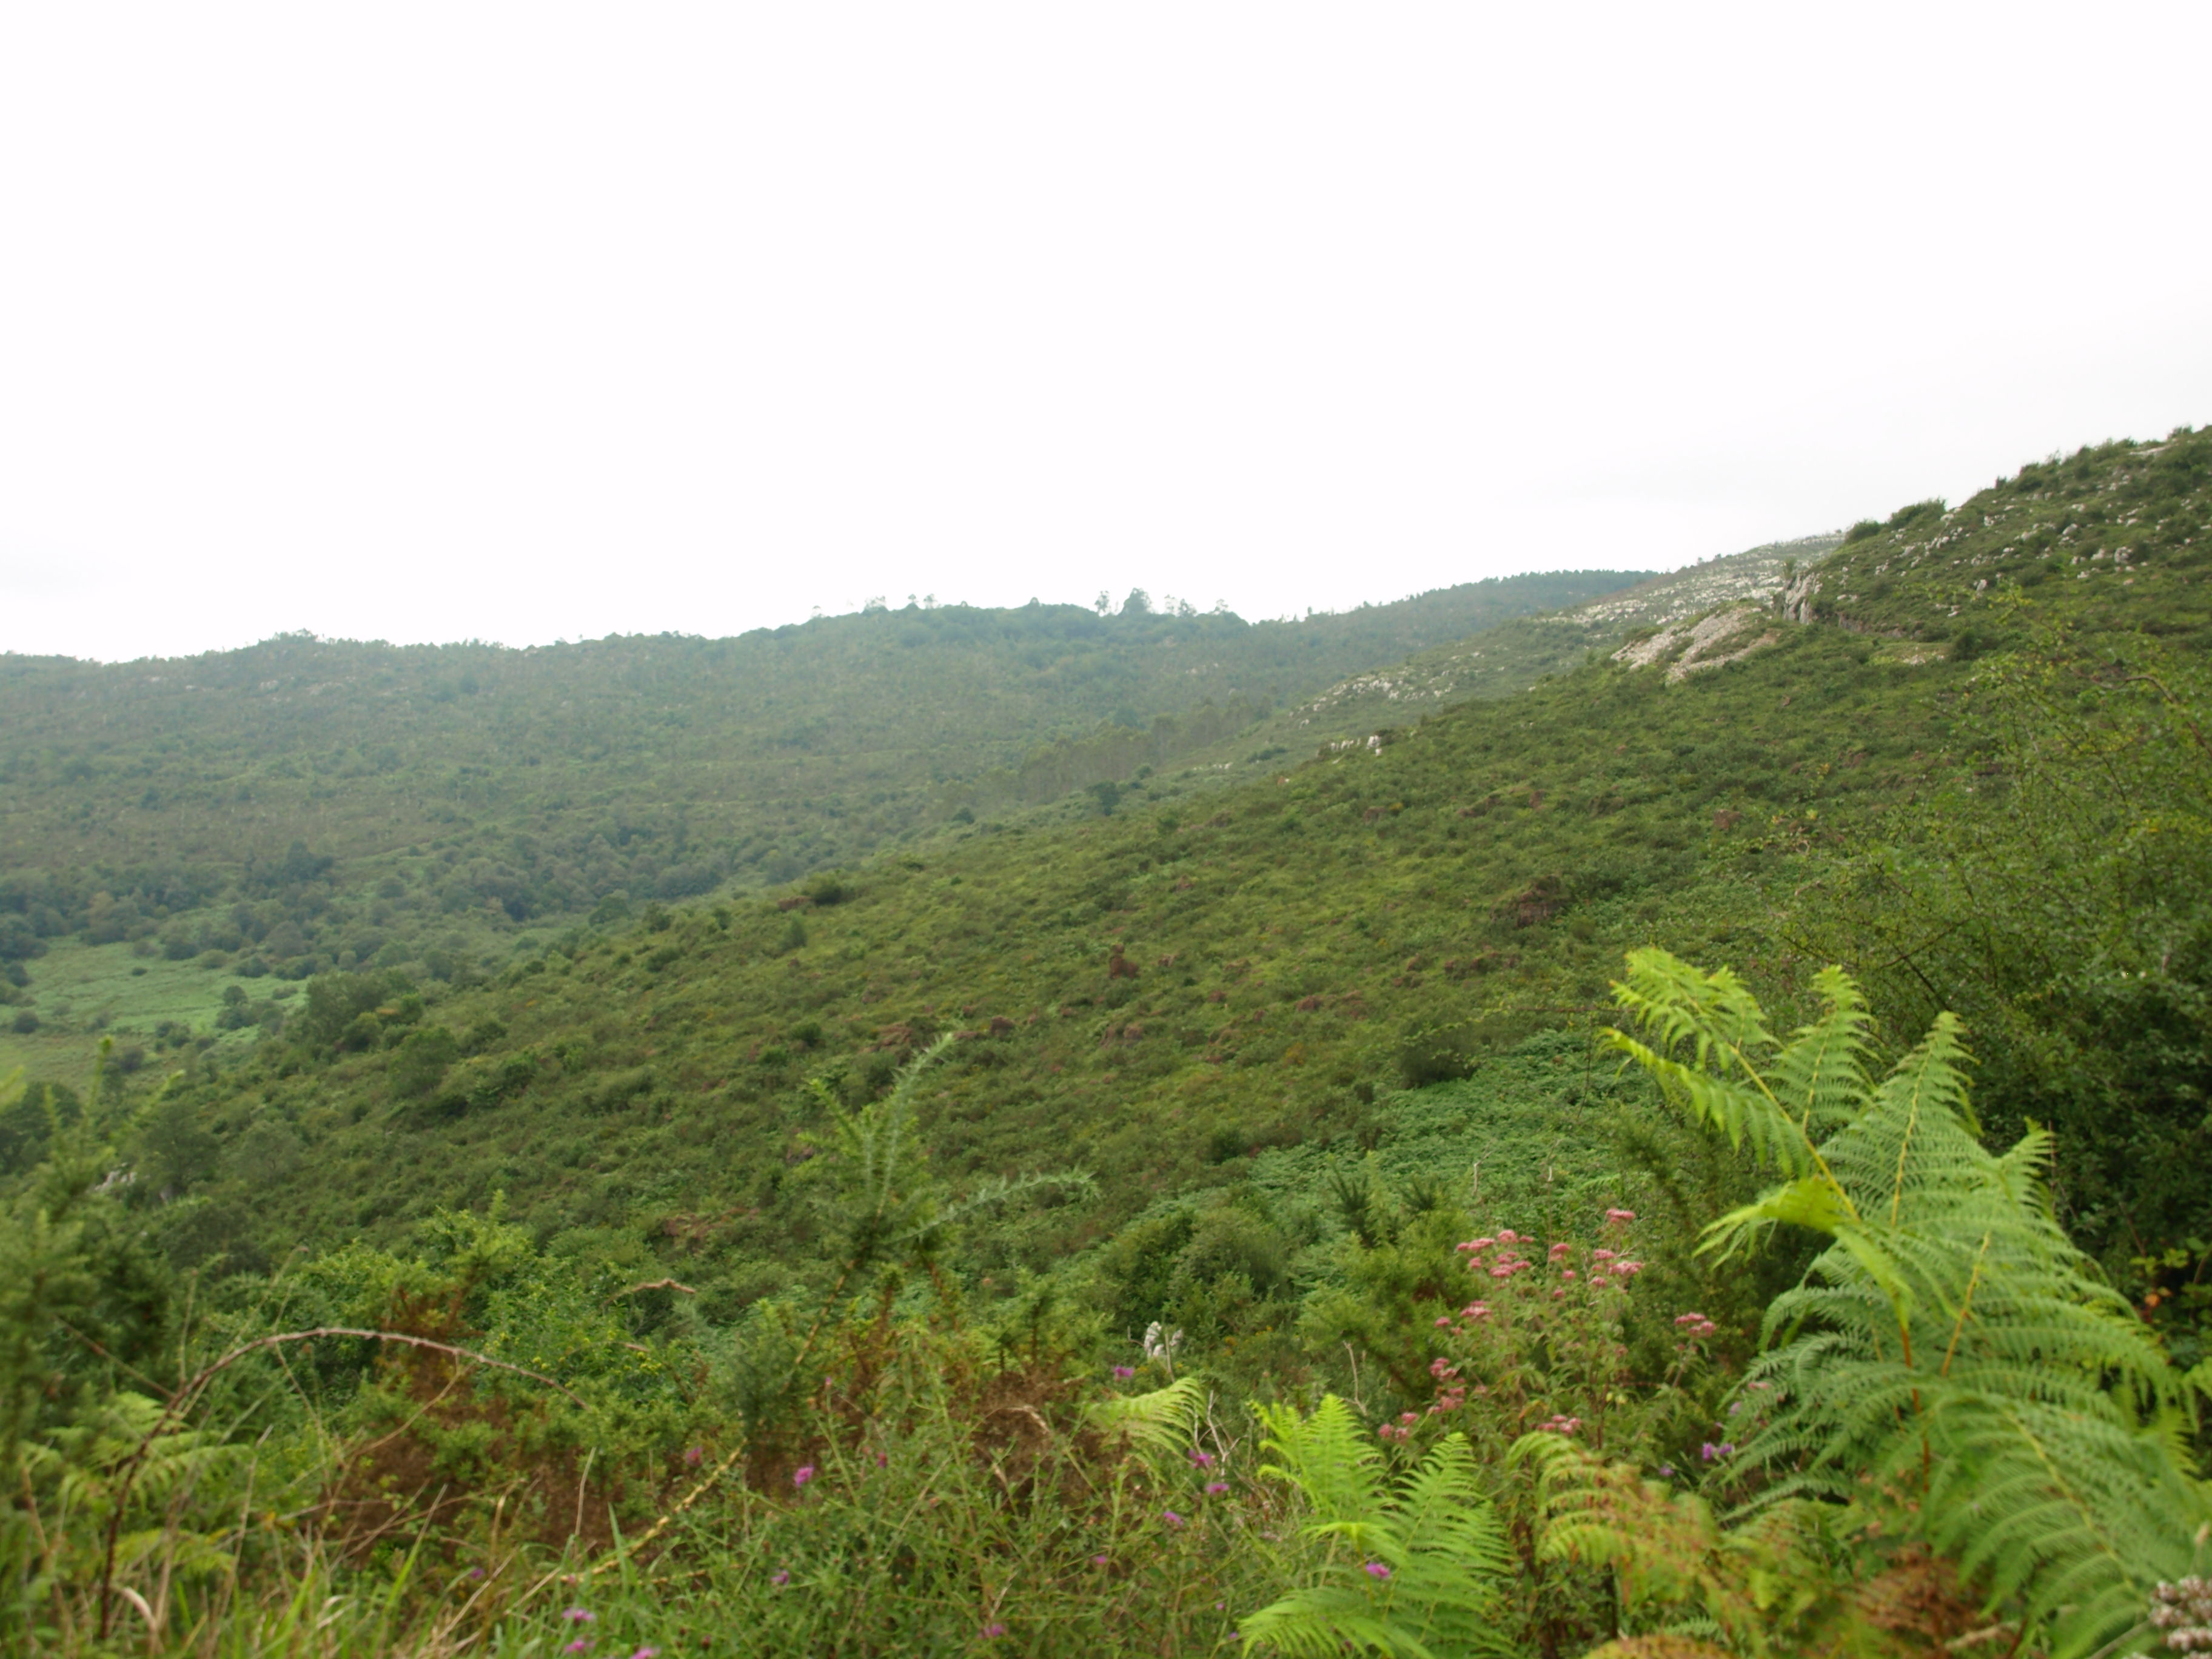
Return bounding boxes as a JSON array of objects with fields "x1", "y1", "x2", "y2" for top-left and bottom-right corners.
[
  {"x1": 1112, "y1": 1365, "x2": 1136, "y2": 1379},
  {"x1": 562, "y1": 1609, "x2": 597, "y2": 1623},
  {"x1": 1205, "y1": 1481, "x2": 1228, "y2": 1495},
  {"x1": 792, "y1": 1464, "x2": 816, "y2": 1489},
  {"x1": 771, "y1": 1568, "x2": 791, "y2": 1586},
  {"x1": 982, "y1": 1623, "x2": 1008, "y2": 1639},
  {"x1": 563, "y1": 1643, "x2": 591, "y2": 1656},
  {"x1": 1162, "y1": 1510, "x2": 1184, "y2": 1527},
  {"x1": 1363, "y1": 1561, "x2": 1392, "y2": 1579},
  {"x1": 1717, "y1": 1442, "x2": 1735, "y2": 1457}
]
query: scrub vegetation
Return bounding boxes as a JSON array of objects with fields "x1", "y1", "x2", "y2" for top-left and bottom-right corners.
[{"x1": 2, "y1": 427, "x2": 2210, "y2": 1655}]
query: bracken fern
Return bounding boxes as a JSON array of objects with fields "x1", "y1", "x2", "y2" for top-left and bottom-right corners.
[
  {"x1": 1609, "y1": 948, "x2": 2212, "y2": 1659},
  {"x1": 1241, "y1": 1395, "x2": 1513, "y2": 1658}
]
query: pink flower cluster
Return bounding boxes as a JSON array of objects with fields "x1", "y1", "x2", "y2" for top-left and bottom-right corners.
[
  {"x1": 1421, "y1": 1355, "x2": 1468, "y2": 1416},
  {"x1": 1539, "y1": 1413, "x2": 1583, "y2": 1435},
  {"x1": 1379, "y1": 1410, "x2": 1421, "y2": 1444},
  {"x1": 1674, "y1": 1312, "x2": 1718, "y2": 1340},
  {"x1": 1456, "y1": 1221, "x2": 1647, "y2": 1296}
]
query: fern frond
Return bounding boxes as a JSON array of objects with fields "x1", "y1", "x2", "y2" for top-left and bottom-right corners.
[
  {"x1": 1085, "y1": 1375, "x2": 1204, "y2": 1458},
  {"x1": 1244, "y1": 1399, "x2": 1512, "y2": 1658},
  {"x1": 1766, "y1": 965, "x2": 1875, "y2": 1137},
  {"x1": 1520, "y1": 1432, "x2": 1846, "y2": 1655},
  {"x1": 1701, "y1": 1174, "x2": 1860, "y2": 1265},
  {"x1": 1256, "y1": 1394, "x2": 1390, "y2": 1527},
  {"x1": 1604, "y1": 950, "x2": 1838, "y2": 1180},
  {"x1": 1610, "y1": 952, "x2": 2212, "y2": 1659}
]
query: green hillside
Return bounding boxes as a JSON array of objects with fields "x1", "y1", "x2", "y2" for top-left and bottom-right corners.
[
  {"x1": 0, "y1": 571, "x2": 1643, "y2": 900},
  {"x1": 25, "y1": 428, "x2": 2199, "y2": 1270},
  {"x1": 103, "y1": 612, "x2": 1928, "y2": 1270},
  {"x1": 0, "y1": 572, "x2": 1650, "y2": 1084},
  {"x1": 1259, "y1": 534, "x2": 1842, "y2": 750},
  {"x1": 4, "y1": 427, "x2": 2208, "y2": 1658}
]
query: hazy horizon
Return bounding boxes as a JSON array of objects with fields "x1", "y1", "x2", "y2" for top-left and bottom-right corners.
[
  {"x1": 6, "y1": 556, "x2": 1711, "y2": 665},
  {"x1": 4, "y1": 4, "x2": 2207, "y2": 662}
]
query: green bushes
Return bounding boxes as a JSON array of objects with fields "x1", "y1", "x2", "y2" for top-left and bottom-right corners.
[
  {"x1": 4, "y1": 945, "x2": 2209, "y2": 1656},
  {"x1": 386, "y1": 1023, "x2": 458, "y2": 1099}
]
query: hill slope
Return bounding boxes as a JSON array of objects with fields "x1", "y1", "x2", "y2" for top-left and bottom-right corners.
[
  {"x1": 7, "y1": 427, "x2": 2207, "y2": 1289},
  {"x1": 0, "y1": 572, "x2": 1643, "y2": 1077},
  {"x1": 4, "y1": 430, "x2": 2206, "y2": 1659},
  {"x1": 1256, "y1": 534, "x2": 1843, "y2": 751}
]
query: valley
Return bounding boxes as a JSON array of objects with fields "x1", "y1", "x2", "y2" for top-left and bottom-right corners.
[{"x1": 3, "y1": 428, "x2": 2209, "y2": 1657}]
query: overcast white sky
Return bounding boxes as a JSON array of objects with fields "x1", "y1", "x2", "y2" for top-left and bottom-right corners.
[{"x1": 2, "y1": 4, "x2": 2207, "y2": 662}]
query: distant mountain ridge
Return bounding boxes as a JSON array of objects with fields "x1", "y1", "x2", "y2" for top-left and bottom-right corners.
[{"x1": 0, "y1": 569, "x2": 1644, "y2": 993}]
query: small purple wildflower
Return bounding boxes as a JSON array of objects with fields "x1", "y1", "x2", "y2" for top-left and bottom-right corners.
[
  {"x1": 1205, "y1": 1481, "x2": 1228, "y2": 1495},
  {"x1": 1363, "y1": 1561, "x2": 1392, "y2": 1580},
  {"x1": 1091, "y1": 1554, "x2": 1110, "y2": 1567},
  {"x1": 1658, "y1": 1464, "x2": 1675, "y2": 1478},
  {"x1": 563, "y1": 1643, "x2": 591, "y2": 1656},
  {"x1": 1162, "y1": 1510, "x2": 1185, "y2": 1528},
  {"x1": 1190, "y1": 1449, "x2": 1215, "y2": 1467},
  {"x1": 632, "y1": 1649, "x2": 662, "y2": 1659},
  {"x1": 1717, "y1": 1443, "x2": 1735, "y2": 1457},
  {"x1": 1112, "y1": 1365, "x2": 1136, "y2": 1379},
  {"x1": 684, "y1": 1446, "x2": 703, "y2": 1466},
  {"x1": 771, "y1": 1569, "x2": 791, "y2": 1587},
  {"x1": 792, "y1": 1465, "x2": 816, "y2": 1489},
  {"x1": 1701, "y1": 1442, "x2": 1718, "y2": 1461},
  {"x1": 982, "y1": 1623, "x2": 1008, "y2": 1639},
  {"x1": 562, "y1": 1608, "x2": 597, "y2": 1624}
]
